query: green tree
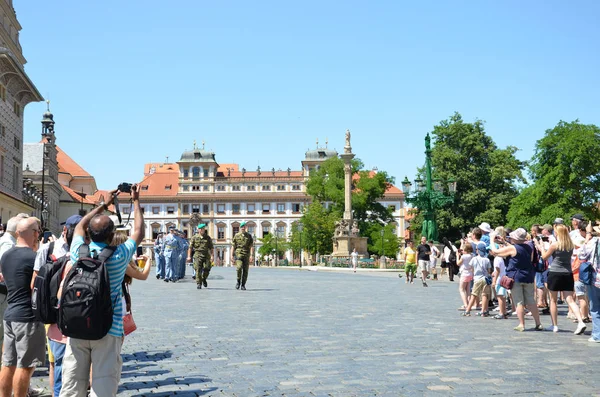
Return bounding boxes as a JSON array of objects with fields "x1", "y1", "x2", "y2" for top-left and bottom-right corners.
[
  {"x1": 410, "y1": 112, "x2": 525, "y2": 241},
  {"x1": 257, "y1": 233, "x2": 288, "y2": 259},
  {"x1": 507, "y1": 120, "x2": 600, "y2": 227},
  {"x1": 366, "y1": 223, "x2": 400, "y2": 257},
  {"x1": 296, "y1": 202, "x2": 337, "y2": 255}
]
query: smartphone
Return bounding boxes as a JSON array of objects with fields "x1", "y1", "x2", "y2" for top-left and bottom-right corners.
[
  {"x1": 43, "y1": 231, "x2": 52, "y2": 244},
  {"x1": 136, "y1": 246, "x2": 143, "y2": 257}
]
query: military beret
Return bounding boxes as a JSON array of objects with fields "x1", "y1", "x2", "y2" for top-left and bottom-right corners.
[
  {"x1": 240, "y1": 221, "x2": 247, "y2": 227},
  {"x1": 197, "y1": 223, "x2": 206, "y2": 229}
]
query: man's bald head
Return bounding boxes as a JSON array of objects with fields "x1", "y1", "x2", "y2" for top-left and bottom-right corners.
[
  {"x1": 16, "y1": 217, "x2": 41, "y2": 248},
  {"x1": 88, "y1": 215, "x2": 115, "y2": 244}
]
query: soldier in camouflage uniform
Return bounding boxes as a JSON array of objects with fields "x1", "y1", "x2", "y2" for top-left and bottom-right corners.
[
  {"x1": 231, "y1": 221, "x2": 254, "y2": 290},
  {"x1": 187, "y1": 223, "x2": 213, "y2": 289}
]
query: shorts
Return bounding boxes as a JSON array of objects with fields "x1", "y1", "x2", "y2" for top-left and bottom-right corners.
[
  {"x1": 460, "y1": 275, "x2": 473, "y2": 284},
  {"x1": 418, "y1": 260, "x2": 430, "y2": 272},
  {"x1": 574, "y1": 281, "x2": 587, "y2": 297},
  {"x1": 547, "y1": 272, "x2": 574, "y2": 292},
  {"x1": 429, "y1": 260, "x2": 437, "y2": 271},
  {"x1": 2, "y1": 321, "x2": 46, "y2": 368},
  {"x1": 404, "y1": 263, "x2": 417, "y2": 275},
  {"x1": 471, "y1": 278, "x2": 492, "y2": 299},
  {"x1": 511, "y1": 282, "x2": 536, "y2": 307},
  {"x1": 495, "y1": 283, "x2": 507, "y2": 297},
  {"x1": 535, "y1": 270, "x2": 549, "y2": 289}
]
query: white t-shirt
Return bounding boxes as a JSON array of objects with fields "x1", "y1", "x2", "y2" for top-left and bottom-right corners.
[
  {"x1": 493, "y1": 256, "x2": 506, "y2": 286},
  {"x1": 459, "y1": 253, "x2": 473, "y2": 277},
  {"x1": 471, "y1": 255, "x2": 491, "y2": 281},
  {"x1": 351, "y1": 251, "x2": 358, "y2": 265},
  {"x1": 430, "y1": 246, "x2": 439, "y2": 266},
  {"x1": 34, "y1": 236, "x2": 70, "y2": 271}
]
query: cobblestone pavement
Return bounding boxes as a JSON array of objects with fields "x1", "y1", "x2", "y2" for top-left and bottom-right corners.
[{"x1": 32, "y1": 267, "x2": 599, "y2": 396}]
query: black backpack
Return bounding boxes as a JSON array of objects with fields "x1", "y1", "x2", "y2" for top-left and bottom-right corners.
[
  {"x1": 58, "y1": 244, "x2": 115, "y2": 340},
  {"x1": 31, "y1": 242, "x2": 69, "y2": 324}
]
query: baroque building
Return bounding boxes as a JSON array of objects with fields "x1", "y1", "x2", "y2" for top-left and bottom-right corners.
[
  {"x1": 0, "y1": 0, "x2": 44, "y2": 224},
  {"x1": 127, "y1": 142, "x2": 406, "y2": 265}
]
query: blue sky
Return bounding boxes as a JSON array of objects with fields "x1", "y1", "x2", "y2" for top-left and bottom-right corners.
[{"x1": 18, "y1": 0, "x2": 600, "y2": 190}]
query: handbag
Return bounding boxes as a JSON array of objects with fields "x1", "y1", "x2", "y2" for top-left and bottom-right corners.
[
  {"x1": 500, "y1": 275, "x2": 514, "y2": 290},
  {"x1": 485, "y1": 275, "x2": 493, "y2": 285},
  {"x1": 123, "y1": 312, "x2": 137, "y2": 336}
]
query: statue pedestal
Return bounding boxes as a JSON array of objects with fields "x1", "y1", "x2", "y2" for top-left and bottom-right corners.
[{"x1": 331, "y1": 236, "x2": 369, "y2": 257}]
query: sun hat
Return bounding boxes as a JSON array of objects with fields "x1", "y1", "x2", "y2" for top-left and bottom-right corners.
[
  {"x1": 509, "y1": 228, "x2": 527, "y2": 243},
  {"x1": 478, "y1": 222, "x2": 493, "y2": 233}
]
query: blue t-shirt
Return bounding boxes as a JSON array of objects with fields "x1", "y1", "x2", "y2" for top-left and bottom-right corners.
[{"x1": 70, "y1": 235, "x2": 137, "y2": 338}]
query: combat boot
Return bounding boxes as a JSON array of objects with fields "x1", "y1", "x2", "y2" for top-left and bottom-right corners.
[
  {"x1": 241, "y1": 285, "x2": 246, "y2": 291},
  {"x1": 203, "y1": 279, "x2": 208, "y2": 288},
  {"x1": 197, "y1": 284, "x2": 202, "y2": 289},
  {"x1": 236, "y1": 281, "x2": 241, "y2": 290}
]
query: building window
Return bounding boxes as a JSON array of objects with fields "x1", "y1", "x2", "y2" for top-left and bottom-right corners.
[
  {"x1": 192, "y1": 204, "x2": 200, "y2": 213},
  {"x1": 262, "y1": 204, "x2": 270, "y2": 214},
  {"x1": 203, "y1": 185, "x2": 209, "y2": 191},
  {"x1": 152, "y1": 207, "x2": 160, "y2": 214},
  {"x1": 389, "y1": 205, "x2": 396, "y2": 212},
  {"x1": 218, "y1": 226, "x2": 225, "y2": 240},
  {"x1": 292, "y1": 203, "x2": 301, "y2": 213},
  {"x1": 262, "y1": 185, "x2": 270, "y2": 191},
  {"x1": 232, "y1": 225, "x2": 239, "y2": 236},
  {"x1": 0, "y1": 124, "x2": 5, "y2": 137},
  {"x1": 248, "y1": 185, "x2": 256, "y2": 191},
  {"x1": 262, "y1": 225, "x2": 270, "y2": 237},
  {"x1": 165, "y1": 185, "x2": 172, "y2": 191},
  {"x1": 141, "y1": 185, "x2": 149, "y2": 191},
  {"x1": 182, "y1": 204, "x2": 189, "y2": 214},
  {"x1": 192, "y1": 167, "x2": 200, "y2": 178},
  {"x1": 292, "y1": 184, "x2": 301, "y2": 191},
  {"x1": 122, "y1": 206, "x2": 131, "y2": 214},
  {"x1": 141, "y1": 207, "x2": 145, "y2": 214},
  {"x1": 232, "y1": 185, "x2": 241, "y2": 191},
  {"x1": 13, "y1": 136, "x2": 19, "y2": 149},
  {"x1": 248, "y1": 225, "x2": 255, "y2": 235},
  {"x1": 192, "y1": 185, "x2": 200, "y2": 191},
  {"x1": 0, "y1": 155, "x2": 3, "y2": 184},
  {"x1": 277, "y1": 203, "x2": 285, "y2": 213},
  {"x1": 12, "y1": 164, "x2": 18, "y2": 191},
  {"x1": 167, "y1": 206, "x2": 175, "y2": 214},
  {"x1": 13, "y1": 101, "x2": 21, "y2": 117},
  {"x1": 183, "y1": 169, "x2": 189, "y2": 178},
  {"x1": 276, "y1": 225, "x2": 285, "y2": 235},
  {"x1": 217, "y1": 204, "x2": 225, "y2": 213},
  {"x1": 216, "y1": 185, "x2": 225, "y2": 192},
  {"x1": 182, "y1": 185, "x2": 189, "y2": 192},
  {"x1": 202, "y1": 204, "x2": 209, "y2": 214},
  {"x1": 203, "y1": 169, "x2": 209, "y2": 177},
  {"x1": 277, "y1": 185, "x2": 285, "y2": 191},
  {"x1": 0, "y1": 85, "x2": 5, "y2": 101},
  {"x1": 247, "y1": 204, "x2": 255, "y2": 214},
  {"x1": 232, "y1": 204, "x2": 240, "y2": 214}
]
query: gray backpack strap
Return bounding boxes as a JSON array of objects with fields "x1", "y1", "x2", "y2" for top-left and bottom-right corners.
[
  {"x1": 78, "y1": 244, "x2": 90, "y2": 259},
  {"x1": 97, "y1": 246, "x2": 116, "y2": 264}
]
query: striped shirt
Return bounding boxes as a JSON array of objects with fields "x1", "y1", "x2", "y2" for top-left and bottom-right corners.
[{"x1": 70, "y1": 235, "x2": 137, "y2": 337}]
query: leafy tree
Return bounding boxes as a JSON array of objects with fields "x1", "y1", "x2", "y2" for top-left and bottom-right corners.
[
  {"x1": 295, "y1": 202, "x2": 337, "y2": 255},
  {"x1": 366, "y1": 223, "x2": 400, "y2": 257},
  {"x1": 257, "y1": 233, "x2": 288, "y2": 259},
  {"x1": 507, "y1": 120, "x2": 600, "y2": 227},
  {"x1": 410, "y1": 112, "x2": 525, "y2": 241}
]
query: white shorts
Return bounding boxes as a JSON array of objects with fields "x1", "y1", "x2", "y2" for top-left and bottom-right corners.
[
  {"x1": 574, "y1": 281, "x2": 587, "y2": 297},
  {"x1": 418, "y1": 260, "x2": 430, "y2": 272}
]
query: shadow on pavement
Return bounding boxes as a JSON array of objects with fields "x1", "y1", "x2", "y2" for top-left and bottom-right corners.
[
  {"x1": 122, "y1": 350, "x2": 173, "y2": 363},
  {"x1": 119, "y1": 376, "x2": 215, "y2": 396}
]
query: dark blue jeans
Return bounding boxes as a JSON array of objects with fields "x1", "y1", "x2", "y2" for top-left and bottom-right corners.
[{"x1": 49, "y1": 340, "x2": 66, "y2": 397}]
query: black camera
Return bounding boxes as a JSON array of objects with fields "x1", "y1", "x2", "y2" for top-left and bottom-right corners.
[{"x1": 118, "y1": 183, "x2": 132, "y2": 193}]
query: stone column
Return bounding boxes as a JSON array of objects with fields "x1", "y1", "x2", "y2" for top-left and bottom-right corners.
[{"x1": 341, "y1": 129, "x2": 355, "y2": 222}]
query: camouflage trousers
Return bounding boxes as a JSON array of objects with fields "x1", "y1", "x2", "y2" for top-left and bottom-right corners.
[
  {"x1": 194, "y1": 255, "x2": 211, "y2": 284},
  {"x1": 235, "y1": 256, "x2": 250, "y2": 285}
]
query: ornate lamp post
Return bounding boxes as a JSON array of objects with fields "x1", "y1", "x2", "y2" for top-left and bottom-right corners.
[
  {"x1": 40, "y1": 105, "x2": 54, "y2": 229},
  {"x1": 401, "y1": 133, "x2": 456, "y2": 242},
  {"x1": 298, "y1": 222, "x2": 303, "y2": 268}
]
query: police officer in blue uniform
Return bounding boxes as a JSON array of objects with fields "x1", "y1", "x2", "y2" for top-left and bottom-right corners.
[
  {"x1": 154, "y1": 232, "x2": 165, "y2": 279},
  {"x1": 162, "y1": 227, "x2": 178, "y2": 282},
  {"x1": 179, "y1": 231, "x2": 189, "y2": 279}
]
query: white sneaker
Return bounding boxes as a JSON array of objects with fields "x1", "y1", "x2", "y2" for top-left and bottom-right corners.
[
  {"x1": 27, "y1": 387, "x2": 44, "y2": 397},
  {"x1": 575, "y1": 322, "x2": 587, "y2": 335},
  {"x1": 545, "y1": 325, "x2": 558, "y2": 333},
  {"x1": 588, "y1": 337, "x2": 600, "y2": 343}
]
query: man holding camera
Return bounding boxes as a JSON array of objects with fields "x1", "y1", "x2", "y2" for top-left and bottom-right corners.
[{"x1": 59, "y1": 184, "x2": 145, "y2": 397}]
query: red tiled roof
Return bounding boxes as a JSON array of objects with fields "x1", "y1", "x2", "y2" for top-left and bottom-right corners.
[
  {"x1": 144, "y1": 163, "x2": 179, "y2": 175},
  {"x1": 61, "y1": 184, "x2": 95, "y2": 205},
  {"x1": 137, "y1": 170, "x2": 179, "y2": 197},
  {"x1": 55, "y1": 145, "x2": 91, "y2": 178},
  {"x1": 352, "y1": 170, "x2": 404, "y2": 197}
]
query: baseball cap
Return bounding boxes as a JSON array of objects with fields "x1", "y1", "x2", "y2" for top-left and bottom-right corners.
[
  {"x1": 61, "y1": 214, "x2": 82, "y2": 228},
  {"x1": 553, "y1": 218, "x2": 564, "y2": 225},
  {"x1": 570, "y1": 214, "x2": 584, "y2": 221},
  {"x1": 476, "y1": 242, "x2": 487, "y2": 257}
]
